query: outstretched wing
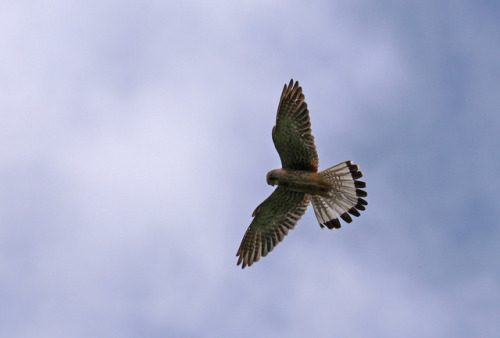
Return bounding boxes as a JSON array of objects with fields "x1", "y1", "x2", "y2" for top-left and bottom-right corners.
[
  {"x1": 236, "y1": 187, "x2": 310, "y2": 268},
  {"x1": 272, "y1": 79, "x2": 319, "y2": 172}
]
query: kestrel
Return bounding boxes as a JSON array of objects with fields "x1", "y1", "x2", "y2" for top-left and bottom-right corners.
[{"x1": 236, "y1": 79, "x2": 367, "y2": 268}]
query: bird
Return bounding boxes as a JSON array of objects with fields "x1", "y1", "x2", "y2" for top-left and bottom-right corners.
[{"x1": 236, "y1": 79, "x2": 367, "y2": 268}]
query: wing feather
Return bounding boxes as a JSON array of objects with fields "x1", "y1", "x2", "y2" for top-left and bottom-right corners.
[
  {"x1": 236, "y1": 187, "x2": 310, "y2": 268},
  {"x1": 272, "y1": 79, "x2": 319, "y2": 171}
]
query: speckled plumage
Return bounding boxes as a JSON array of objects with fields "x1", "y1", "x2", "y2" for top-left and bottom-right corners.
[
  {"x1": 272, "y1": 80, "x2": 319, "y2": 172},
  {"x1": 236, "y1": 188, "x2": 310, "y2": 268},
  {"x1": 236, "y1": 80, "x2": 367, "y2": 268}
]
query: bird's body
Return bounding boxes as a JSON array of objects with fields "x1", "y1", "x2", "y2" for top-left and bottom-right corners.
[
  {"x1": 266, "y1": 168, "x2": 331, "y2": 197},
  {"x1": 236, "y1": 80, "x2": 367, "y2": 268}
]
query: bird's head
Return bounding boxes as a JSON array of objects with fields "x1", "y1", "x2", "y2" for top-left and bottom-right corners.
[{"x1": 266, "y1": 169, "x2": 283, "y2": 186}]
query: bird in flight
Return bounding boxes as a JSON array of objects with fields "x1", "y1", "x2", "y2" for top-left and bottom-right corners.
[{"x1": 236, "y1": 79, "x2": 367, "y2": 268}]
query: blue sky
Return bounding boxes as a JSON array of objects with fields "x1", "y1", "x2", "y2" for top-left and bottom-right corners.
[{"x1": 1, "y1": 1, "x2": 499, "y2": 337}]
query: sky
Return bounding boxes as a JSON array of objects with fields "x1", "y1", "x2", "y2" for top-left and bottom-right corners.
[{"x1": 1, "y1": 1, "x2": 499, "y2": 337}]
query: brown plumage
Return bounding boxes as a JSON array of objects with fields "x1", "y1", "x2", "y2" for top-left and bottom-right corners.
[{"x1": 236, "y1": 80, "x2": 367, "y2": 268}]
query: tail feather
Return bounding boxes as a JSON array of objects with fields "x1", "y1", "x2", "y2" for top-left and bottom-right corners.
[{"x1": 311, "y1": 161, "x2": 367, "y2": 230}]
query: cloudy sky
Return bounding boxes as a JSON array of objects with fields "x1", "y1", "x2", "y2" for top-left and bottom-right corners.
[{"x1": 2, "y1": 1, "x2": 499, "y2": 337}]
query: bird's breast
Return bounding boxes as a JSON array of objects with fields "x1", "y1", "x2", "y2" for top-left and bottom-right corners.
[{"x1": 276, "y1": 169, "x2": 330, "y2": 196}]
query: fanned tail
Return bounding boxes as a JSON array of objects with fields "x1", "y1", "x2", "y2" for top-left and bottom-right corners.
[{"x1": 311, "y1": 161, "x2": 367, "y2": 229}]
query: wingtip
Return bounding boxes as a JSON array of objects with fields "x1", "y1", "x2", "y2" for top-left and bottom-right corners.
[{"x1": 285, "y1": 79, "x2": 300, "y2": 91}]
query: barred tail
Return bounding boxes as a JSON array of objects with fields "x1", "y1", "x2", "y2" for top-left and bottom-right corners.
[{"x1": 311, "y1": 161, "x2": 367, "y2": 229}]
